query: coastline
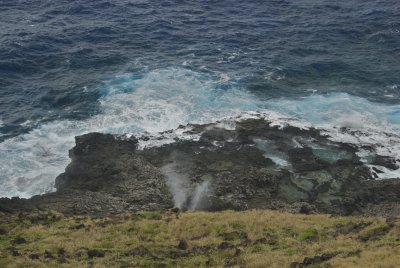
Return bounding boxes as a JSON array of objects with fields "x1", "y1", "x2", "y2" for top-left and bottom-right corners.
[{"x1": 1, "y1": 116, "x2": 399, "y2": 218}]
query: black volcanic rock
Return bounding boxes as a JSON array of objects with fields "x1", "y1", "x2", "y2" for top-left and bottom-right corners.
[
  {"x1": 0, "y1": 133, "x2": 173, "y2": 215},
  {"x1": 12, "y1": 237, "x2": 27, "y2": 245},
  {"x1": 87, "y1": 249, "x2": 105, "y2": 258},
  {"x1": 0, "y1": 117, "x2": 399, "y2": 217},
  {"x1": 288, "y1": 147, "x2": 328, "y2": 171},
  {"x1": 372, "y1": 155, "x2": 399, "y2": 170}
]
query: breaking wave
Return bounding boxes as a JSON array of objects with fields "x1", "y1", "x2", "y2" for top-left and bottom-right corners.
[{"x1": 0, "y1": 67, "x2": 399, "y2": 198}]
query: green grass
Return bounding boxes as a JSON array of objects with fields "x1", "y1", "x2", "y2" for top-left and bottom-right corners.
[
  {"x1": 297, "y1": 228, "x2": 319, "y2": 241},
  {"x1": 0, "y1": 210, "x2": 399, "y2": 267}
]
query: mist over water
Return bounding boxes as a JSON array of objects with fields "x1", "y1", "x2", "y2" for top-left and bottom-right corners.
[{"x1": 1, "y1": 0, "x2": 400, "y2": 198}]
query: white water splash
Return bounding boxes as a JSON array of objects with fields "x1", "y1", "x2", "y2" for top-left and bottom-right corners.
[
  {"x1": 189, "y1": 180, "x2": 210, "y2": 211},
  {"x1": 0, "y1": 67, "x2": 258, "y2": 198},
  {"x1": 1, "y1": 67, "x2": 400, "y2": 198},
  {"x1": 160, "y1": 163, "x2": 190, "y2": 209},
  {"x1": 161, "y1": 162, "x2": 210, "y2": 211}
]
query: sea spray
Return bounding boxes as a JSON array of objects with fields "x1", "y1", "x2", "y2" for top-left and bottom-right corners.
[
  {"x1": 160, "y1": 152, "x2": 211, "y2": 210},
  {"x1": 160, "y1": 163, "x2": 190, "y2": 209},
  {"x1": 161, "y1": 165, "x2": 211, "y2": 210},
  {"x1": 1, "y1": 68, "x2": 400, "y2": 198},
  {"x1": 0, "y1": 67, "x2": 258, "y2": 198},
  {"x1": 189, "y1": 180, "x2": 210, "y2": 211}
]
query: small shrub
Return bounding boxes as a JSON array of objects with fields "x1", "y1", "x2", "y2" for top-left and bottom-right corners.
[
  {"x1": 250, "y1": 243, "x2": 269, "y2": 253},
  {"x1": 229, "y1": 221, "x2": 246, "y2": 231},
  {"x1": 298, "y1": 228, "x2": 319, "y2": 241}
]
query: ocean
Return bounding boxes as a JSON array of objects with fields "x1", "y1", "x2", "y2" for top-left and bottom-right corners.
[{"x1": 0, "y1": 0, "x2": 399, "y2": 198}]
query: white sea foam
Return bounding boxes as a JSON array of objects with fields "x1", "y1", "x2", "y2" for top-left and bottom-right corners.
[
  {"x1": 135, "y1": 126, "x2": 202, "y2": 150},
  {"x1": 253, "y1": 138, "x2": 290, "y2": 167},
  {"x1": 0, "y1": 67, "x2": 399, "y2": 198},
  {"x1": 212, "y1": 95, "x2": 400, "y2": 179},
  {"x1": 261, "y1": 93, "x2": 400, "y2": 179},
  {"x1": 0, "y1": 119, "x2": 3, "y2": 137},
  {"x1": 0, "y1": 67, "x2": 259, "y2": 198},
  {"x1": 236, "y1": 111, "x2": 312, "y2": 130}
]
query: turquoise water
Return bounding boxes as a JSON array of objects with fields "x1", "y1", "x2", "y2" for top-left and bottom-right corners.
[{"x1": 0, "y1": 0, "x2": 399, "y2": 197}]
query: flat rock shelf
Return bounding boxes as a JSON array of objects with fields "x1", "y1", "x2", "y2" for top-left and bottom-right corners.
[{"x1": 1, "y1": 116, "x2": 399, "y2": 217}]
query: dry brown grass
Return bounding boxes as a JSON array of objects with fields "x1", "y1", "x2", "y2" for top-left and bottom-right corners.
[{"x1": 0, "y1": 210, "x2": 399, "y2": 267}]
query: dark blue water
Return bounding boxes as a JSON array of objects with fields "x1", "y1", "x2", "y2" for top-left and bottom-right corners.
[{"x1": 0, "y1": 0, "x2": 399, "y2": 197}]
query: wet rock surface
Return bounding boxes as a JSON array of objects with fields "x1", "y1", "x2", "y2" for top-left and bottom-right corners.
[{"x1": 0, "y1": 117, "x2": 399, "y2": 217}]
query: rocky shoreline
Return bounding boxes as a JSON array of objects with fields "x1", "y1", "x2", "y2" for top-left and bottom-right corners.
[{"x1": 1, "y1": 115, "x2": 399, "y2": 217}]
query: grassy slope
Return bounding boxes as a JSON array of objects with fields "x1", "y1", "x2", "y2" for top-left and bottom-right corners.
[{"x1": 0, "y1": 210, "x2": 399, "y2": 268}]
